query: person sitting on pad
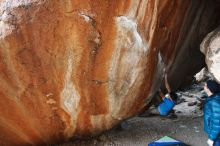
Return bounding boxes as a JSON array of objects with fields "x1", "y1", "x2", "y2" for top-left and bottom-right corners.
[{"x1": 203, "y1": 80, "x2": 220, "y2": 146}]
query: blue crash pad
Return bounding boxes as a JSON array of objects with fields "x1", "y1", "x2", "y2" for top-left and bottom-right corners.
[{"x1": 148, "y1": 136, "x2": 189, "y2": 146}]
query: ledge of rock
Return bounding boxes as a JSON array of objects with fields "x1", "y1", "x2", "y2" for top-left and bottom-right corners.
[
  {"x1": 0, "y1": 0, "x2": 220, "y2": 145},
  {"x1": 201, "y1": 26, "x2": 220, "y2": 83}
]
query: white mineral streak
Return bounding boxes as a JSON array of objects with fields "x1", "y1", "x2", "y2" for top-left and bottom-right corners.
[
  {"x1": 0, "y1": 0, "x2": 39, "y2": 9},
  {"x1": 0, "y1": 0, "x2": 41, "y2": 38},
  {"x1": 79, "y1": 13, "x2": 92, "y2": 22},
  {"x1": 60, "y1": 51, "x2": 80, "y2": 138},
  {"x1": 0, "y1": 11, "x2": 15, "y2": 39},
  {"x1": 90, "y1": 16, "x2": 150, "y2": 130},
  {"x1": 108, "y1": 16, "x2": 148, "y2": 119}
]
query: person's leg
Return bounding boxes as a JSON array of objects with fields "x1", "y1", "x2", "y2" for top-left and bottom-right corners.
[{"x1": 214, "y1": 138, "x2": 220, "y2": 146}]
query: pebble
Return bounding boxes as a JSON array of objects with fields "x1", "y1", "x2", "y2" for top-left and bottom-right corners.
[
  {"x1": 188, "y1": 101, "x2": 197, "y2": 106},
  {"x1": 180, "y1": 125, "x2": 187, "y2": 128}
]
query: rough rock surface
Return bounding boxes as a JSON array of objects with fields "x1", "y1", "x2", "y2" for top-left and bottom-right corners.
[
  {"x1": 201, "y1": 26, "x2": 220, "y2": 83},
  {"x1": 194, "y1": 67, "x2": 211, "y2": 82},
  {"x1": 0, "y1": 0, "x2": 220, "y2": 145}
]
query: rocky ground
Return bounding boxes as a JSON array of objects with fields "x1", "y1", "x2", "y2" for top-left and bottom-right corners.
[{"x1": 56, "y1": 82, "x2": 208, "y2": 146}]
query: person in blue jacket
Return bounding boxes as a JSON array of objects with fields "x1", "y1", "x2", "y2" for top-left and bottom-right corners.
[
  {"x1": 204, "y1": 80, "x2": 220, "y2": 146},
  {"x1": 157, "y1": 74, "x2": 178, "y2": 116}
]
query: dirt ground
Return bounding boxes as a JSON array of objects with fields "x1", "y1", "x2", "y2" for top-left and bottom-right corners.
[
  {"x1": 56, "y1": 83, "x2": 208, "y2": 146},
  {"x1": 56, "y1": 116, "x2": 206, "y2": 146}
]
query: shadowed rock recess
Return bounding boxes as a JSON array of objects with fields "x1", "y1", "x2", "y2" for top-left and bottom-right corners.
[{"x1": 0, "y1": 0, "x2": 220, "y2": 145}]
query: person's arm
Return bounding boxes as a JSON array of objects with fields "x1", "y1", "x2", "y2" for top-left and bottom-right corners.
[
  {"x1": 204, "y1": 101, "x2": 211, "y2": 134},
  {"x1": 165, "y1": 74, "x2": 171, "y2": 93},
  {"x1": 164, "y1": 74, "x2": 174, "y2": 101},
  {"x1": 158, "y1": 89, "x2": 165, "y2": 100},
  {"x1": 208, "y1": 102, "x2": 220, "y2": 141}
]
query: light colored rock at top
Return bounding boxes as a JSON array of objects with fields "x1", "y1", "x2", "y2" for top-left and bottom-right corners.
[{"x1": 201, "y1": 26, "x2": 220, "y2": 83}]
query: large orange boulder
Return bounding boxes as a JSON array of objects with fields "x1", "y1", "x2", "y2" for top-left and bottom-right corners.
[{"x1": 0, "y1": 0, "x2": 220, "y2": 145}]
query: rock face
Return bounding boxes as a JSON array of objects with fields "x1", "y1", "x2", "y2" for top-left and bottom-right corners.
[
  {"x1": 194, "y1": 68, "x2": 210, "y2": 82},
  {"x1": 201, "y1": 26, "x2": 220, "y2": 83},
  {"x1": 0, "y1": 0, "x2": 220, "y2": 145}
]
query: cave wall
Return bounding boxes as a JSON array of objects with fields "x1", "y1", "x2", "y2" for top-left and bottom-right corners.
[
  {"x1": 0, "y1": 0, "x2": 220, "y2": 145},
  {"x1": 164, "y1": 0, "x2": 220, "y2": 89}
]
